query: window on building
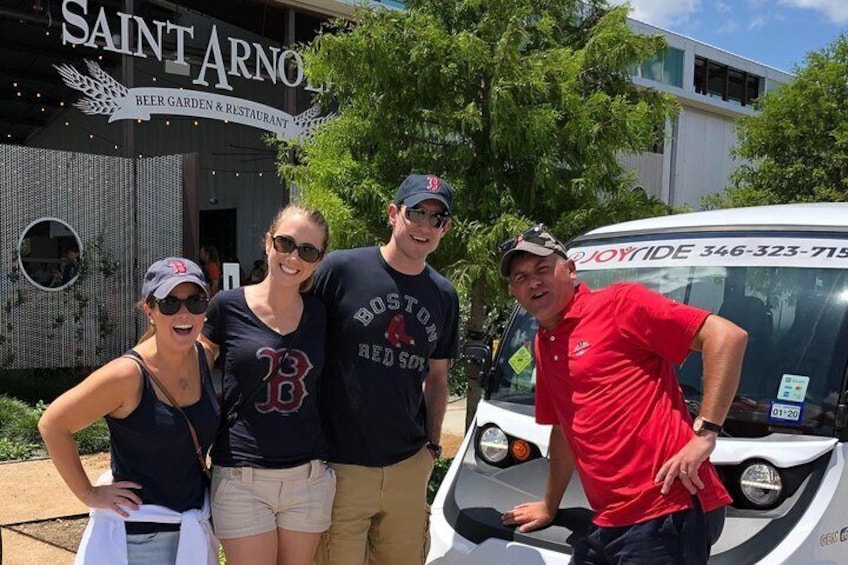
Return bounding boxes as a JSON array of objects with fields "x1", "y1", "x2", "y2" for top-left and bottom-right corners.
[
  {"x1": 694, "y1": 56, "x2": 763, "y2": 106},
  {"x1": 634, "y1": 47, "x2": 684, "y2": 88}
]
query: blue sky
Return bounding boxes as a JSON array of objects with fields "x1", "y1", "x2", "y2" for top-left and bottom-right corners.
[{"x1": 611, "y1": 0, "x2": 848, "y2": 73}]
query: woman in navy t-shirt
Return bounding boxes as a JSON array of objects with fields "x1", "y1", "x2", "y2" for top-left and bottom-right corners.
[{"x1": 202, "y1": 203, "x2": 335, "y2": 565}]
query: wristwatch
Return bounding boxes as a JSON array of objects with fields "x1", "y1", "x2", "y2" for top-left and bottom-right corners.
[
  {"x1": 426, "y1": 441, "x2": 442, "y2": 459},
  {"x1": 693, "y1": 416, "x2": 722, "y2": 435}
]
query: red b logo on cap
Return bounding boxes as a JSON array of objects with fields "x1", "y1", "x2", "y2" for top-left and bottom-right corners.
[
  {"x1": 170, "y1": 260, "x2": 187, "y2": 275},
  {"x1": 427, "y1": 175, "x2": 440, "y2": 192}
]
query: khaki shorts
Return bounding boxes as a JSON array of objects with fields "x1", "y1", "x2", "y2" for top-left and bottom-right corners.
[{"x1": 211, "y1": 460, "x2": 336, "y2": 539}]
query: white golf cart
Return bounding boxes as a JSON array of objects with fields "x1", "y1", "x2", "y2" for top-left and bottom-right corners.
[{"x1": 428, "y1": 203, "x2": 848, "y2": 564}]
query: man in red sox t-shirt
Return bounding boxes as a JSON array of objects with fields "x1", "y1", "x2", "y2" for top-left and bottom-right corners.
[{"x1": 499, "y1": 225, "x2": 748, "y2": 565}]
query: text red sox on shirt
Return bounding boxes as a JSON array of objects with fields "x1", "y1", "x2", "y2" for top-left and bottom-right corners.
[{"x1": 353, "y1": 292, "x2": 438, "y2": 370}]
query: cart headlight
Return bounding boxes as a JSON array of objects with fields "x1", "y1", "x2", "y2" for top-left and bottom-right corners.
[
  {"x1": 739, "y1": 462, "x2": 783, "y2": 507},
  {"x1": 476, "y1": 425, "x2": 509, "y2": 464}
]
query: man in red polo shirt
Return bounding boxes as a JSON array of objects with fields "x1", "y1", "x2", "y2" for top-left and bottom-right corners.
[{"x1": 499, "y1": 225, "x2": 748, "y2": 564}]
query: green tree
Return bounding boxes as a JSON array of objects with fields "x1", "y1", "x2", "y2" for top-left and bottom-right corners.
[
  {"x1": 704, "y1": 34, "x2": 848, "y2": 209},
  {"x1": 280, "y1": 0, "x2": 676, "y2": 423}
]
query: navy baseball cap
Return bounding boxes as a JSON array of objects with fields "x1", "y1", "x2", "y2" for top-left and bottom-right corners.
[
  {"x1": 393, "y1": 174, "x2": 453, "y2": 213},
  {"x1": 499, "y1": 224, "x2": 568, "y2": 277},
  {"x1": 142, "y1": 257, "x2": 208, "y2": 299}
]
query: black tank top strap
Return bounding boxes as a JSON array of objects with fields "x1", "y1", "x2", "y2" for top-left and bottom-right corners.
[{"x1": 123, "y1": 349, "x2": 155, "y2": 396}]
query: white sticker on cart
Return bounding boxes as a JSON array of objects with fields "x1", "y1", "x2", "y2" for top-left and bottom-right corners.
[
  {"x1": 777, "y1": 374, "x2": 810, "y2": 403},
  {"x1": 769, "y1": 400, "x2": 804, "y2": 423},
  {"x1": 568, "y1": 237, "x2": 848, "y2": 270}
]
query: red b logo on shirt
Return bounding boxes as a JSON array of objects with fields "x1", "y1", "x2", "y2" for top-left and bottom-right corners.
[{"x1": 255, "y1": 348, "x2": 313, "y2": 414}]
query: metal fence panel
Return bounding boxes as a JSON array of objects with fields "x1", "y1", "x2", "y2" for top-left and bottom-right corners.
[{"x1": 0, "y1": 145, "x2": 182, "y2": 369}]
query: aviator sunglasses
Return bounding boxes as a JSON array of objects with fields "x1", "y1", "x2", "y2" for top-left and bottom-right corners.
[
  {"x1": 272, "y1": 235, "x2": 324, "y2": 263},
  {"x1": 403, "y1": 206, "x2": 451, "y2": 229},
  {"x1": 498, "y1": 224, "x2": 550, "y2": 254},
  {"x1": 150, "y1": 294, "x2": 209, "y2": 316}
]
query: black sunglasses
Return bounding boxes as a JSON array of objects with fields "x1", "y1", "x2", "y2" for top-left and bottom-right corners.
[
  {"x1": 498, "y1": 224, "x2": 549, "y2": 254},
  {"x1": 272, "y1": 235, "x2": 324, "y2": 263},
  {"x1": 150, "y1": 294, "x2": 209, "y2": 316},
  {"x1": 403, "y1": 206, "x2": 451, "y2": 229}
]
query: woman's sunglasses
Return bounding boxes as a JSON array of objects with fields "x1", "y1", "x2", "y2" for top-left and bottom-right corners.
[
  {"x1": 150, "y1": 294, "x2": 209, "y2": 316},
  {"x1": 403, "y1": 206, "x2": 451, "y2": 229},
  {"x1": 272, "y1": 235, "x2": 324, "y2": 263}
]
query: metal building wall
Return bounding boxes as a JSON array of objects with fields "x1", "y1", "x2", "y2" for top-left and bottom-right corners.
[{"x1": 0, "y1": 145, "x2": 182, "y2": 369}]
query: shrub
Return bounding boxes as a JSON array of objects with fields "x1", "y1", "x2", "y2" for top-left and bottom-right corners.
[
  {"x1": 0, "y1": 395, "x2": 41, "y2": 443},
  {"x1": 0, "y1": 437, "x2": 34, "y2": 461},
  {"x1": 74, "y1": 418, "x2": 110, "y2": 455},
  {"x1": 427, "y1": 457, "x2": 453, "y2": 505}
]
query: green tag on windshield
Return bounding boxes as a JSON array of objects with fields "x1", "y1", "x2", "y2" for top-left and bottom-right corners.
[{"x1": 508, "y1": 345, "x2": 532, "y2": 374}]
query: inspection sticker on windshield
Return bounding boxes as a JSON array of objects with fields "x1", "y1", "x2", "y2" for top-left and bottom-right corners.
[
  {"x1": 769, "y1": 400, "x2": 804, "y2": 424},
  {"x1": 777, "y1": 374, "x2": 810, "y2": 403},
  {"x1": 508, "y1": 346, "x2": 533, "y2": 374}
]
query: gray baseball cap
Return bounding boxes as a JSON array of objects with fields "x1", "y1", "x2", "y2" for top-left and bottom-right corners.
[{"x1": 142, "y1": 257, "x2": 208, "y2": 299}]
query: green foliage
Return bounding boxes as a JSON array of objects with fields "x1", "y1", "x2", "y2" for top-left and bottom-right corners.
[
  {"x1": 0, "y1": 395, "x2": 41, "y2": 444},
  {"x1": 74, "y1": 418, "x2": 111, "y2": 455},
  {"x1": 705, "y1": 34, "x2": 848, "y2": 209},
  {"x1": 280, "y1": 0, "x2": 677, "y2": 337},
  {"x1": 0, "y1": 437, "x2": 34, "y2": 461},
  {"x1": 427, "y1": 456, "x2": 454, "y2": 504},
  {"x1": 0, "y1": 394, "x2": 110, "y2": 460}
]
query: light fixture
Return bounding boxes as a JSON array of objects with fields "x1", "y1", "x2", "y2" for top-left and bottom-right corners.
[
  {"x1": 476, "y1": 425, "x2": 509, "y2": 465},
  {"x1": 739, "y1": 462, "x2": 783, "y2": 508}
]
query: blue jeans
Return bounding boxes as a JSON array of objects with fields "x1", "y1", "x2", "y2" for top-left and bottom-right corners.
[
  {"x1": 572, "y1": 499, "x2": 726, "y2": 565},
  {"x1": 126, "y1": 531, "x2": 180, "y2": 564}
]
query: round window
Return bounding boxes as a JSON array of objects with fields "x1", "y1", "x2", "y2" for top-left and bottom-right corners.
[{"x1": 18, "y1": 218, "x2": 83, "y2": 291}]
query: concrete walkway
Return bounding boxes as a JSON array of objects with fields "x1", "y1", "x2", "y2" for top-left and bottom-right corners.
[
  {"x1": 0, "y1": 452, "x2": 110, "y2": 565},
  {"x1": 0, "y1": 400, "x2": 469, "y2": 564}
]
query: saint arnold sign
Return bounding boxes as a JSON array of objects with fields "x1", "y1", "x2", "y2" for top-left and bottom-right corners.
[{"x1": 58, "y1": 0, "x2": 332, "y2": 138}]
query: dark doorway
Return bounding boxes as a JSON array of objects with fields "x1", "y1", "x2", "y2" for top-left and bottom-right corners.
[{"x1": 200, "y1": 209, "x2": 238, "y2": 263}]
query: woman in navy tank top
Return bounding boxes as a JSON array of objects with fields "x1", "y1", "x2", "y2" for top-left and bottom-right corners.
[
  {"x1": 39, "y1": 257, "x2": 220, "y2": 564},
  {"x1": 201, "y1": 204, "x2": 335, "y2": 565}
]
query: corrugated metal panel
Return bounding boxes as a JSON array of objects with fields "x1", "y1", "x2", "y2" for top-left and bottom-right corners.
[
  {"x1": 0, "y1": 145, "x2": 182, "y2": 369},
  {"x1": 673, "y1": 107, "x2": 741, "y2": 208}
]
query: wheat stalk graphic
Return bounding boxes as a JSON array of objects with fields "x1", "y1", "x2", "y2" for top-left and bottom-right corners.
[
  {"x1": 292, "y1": 105, "x2": 336, "y2": 140},
  {"x1": 55, "y1": 60, "x2": 128, "y2": 116}
]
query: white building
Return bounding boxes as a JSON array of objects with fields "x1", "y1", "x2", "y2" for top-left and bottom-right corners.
[{"x1": 624, "y1": 19, "x2": 793, "y2": 208}]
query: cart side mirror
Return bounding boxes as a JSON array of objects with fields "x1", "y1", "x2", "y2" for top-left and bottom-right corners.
[{"x1": 463, "y1": 343, "x2": 492, "y2": 385}]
